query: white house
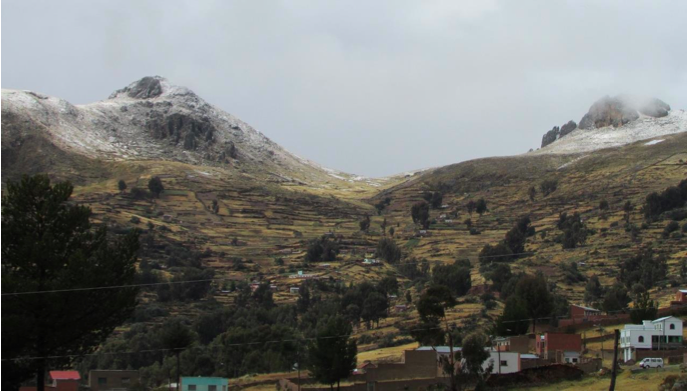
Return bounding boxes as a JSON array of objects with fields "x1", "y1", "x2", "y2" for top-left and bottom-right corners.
[
  {"x1": 620, "y1": 316, "x2": 683, "y2": 362},
  {"x1": 417, "y1": 346, "x2": 521, "y2": 374}
]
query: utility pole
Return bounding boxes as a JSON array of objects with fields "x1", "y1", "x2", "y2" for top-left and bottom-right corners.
[{"x1": 609, "y1": 329, "x2": 619, "y2": 391}]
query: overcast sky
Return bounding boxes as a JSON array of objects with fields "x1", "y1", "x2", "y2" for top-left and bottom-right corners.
[{"x1": 3, "y1": 1, "x2": 686, "y2": 177}]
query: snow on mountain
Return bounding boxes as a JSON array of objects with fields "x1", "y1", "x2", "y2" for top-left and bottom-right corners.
[
  {"x1": 1, "y1": 76, "x2": 380, "y2": 186},
  {"x1": 535, "y1": 109, "x2": 687, "y2": 155}
]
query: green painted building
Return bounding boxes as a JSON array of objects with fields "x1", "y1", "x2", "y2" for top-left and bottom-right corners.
[{"x1": 180, "y1": 377, "x2": 228, "y2": 391}]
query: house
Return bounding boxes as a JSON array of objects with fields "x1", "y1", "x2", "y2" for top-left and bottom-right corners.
[
  {"x1": 288, "y1": 271, "x2": 318, "y2": 279},
  {"x1": 620, "y1": 316, "x2": 684, "y2": 362},
  {"x1": 20, "y1": 371, "x2": 81, "y2": 391},
  {"x1": 89, "y1": 370, "x2": 140, "y2": 391},
  {"x1": 362, "y1": 259, "x2": 382, "y2": 267},
  {"x1": 180, "y1": 377, "x2": 228, "y2": 391},
  {"x1": 394, "y1": 304, "x2": 408, "y2": 313},
  {"x1": 569, "y1": 304, "x2": 602, "y2": 320},
  {"x1": 671, "y1": 289, "x2": 687, "y2": 306},
  {"x1": 494, "y1": 335, "x2": 531, "y2": 354},
  {"x1": 417, "y1": 346, "x2": 521, "y2": 374},
  {"x1": 289, "y1": 286, "x2": 300, "y2": 294},
  {"x1": 535, "y1": 333, "x2": 582, "y2": 361}
]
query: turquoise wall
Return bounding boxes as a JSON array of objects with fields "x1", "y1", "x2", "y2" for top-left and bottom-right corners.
[{"x1": 180, "y1": 377, "x2": 227, "y2": 391}]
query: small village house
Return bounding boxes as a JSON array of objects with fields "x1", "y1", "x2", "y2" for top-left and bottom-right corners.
[
  {"x1": 89, "y1": 370, "x2": 140, "y2": 391},
  {"x1": 180, "y1": 376, "x2": 228, "y2": 391},
  {"x1": 535, "y1": 333, "x2": 582, "y2": 362},
  {"x1": 20, "y1": 371, "x2": 81, "y2": 391}
]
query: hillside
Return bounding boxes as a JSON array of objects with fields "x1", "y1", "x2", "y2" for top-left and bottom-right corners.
[{"x1": 2, "y1": 79, "x2": 687, "y2": 383}]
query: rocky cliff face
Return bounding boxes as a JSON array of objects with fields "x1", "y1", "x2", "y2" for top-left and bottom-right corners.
[{"x1": 540, "y1": 96, "x2": 672, "y2": 148}]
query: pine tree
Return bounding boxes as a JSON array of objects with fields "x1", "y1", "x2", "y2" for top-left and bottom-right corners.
[
  {"x1": 308, "y1": 316, "x2": 357, "y2": 390},
  {"x1": 2, "y1": 175, "x2": 140, "y2": 391}
]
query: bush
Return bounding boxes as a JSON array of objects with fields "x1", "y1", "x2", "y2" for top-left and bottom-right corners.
[
  {"x1": 130, "y1": 187, "x2": 150, "y2": 200},
  {"x1": 469, "y1": 228, "x2": 481, "y2": 235},
  {"x1": 130, "y1": 216, "x2": 141, "y2": 224},
  {"x1": 540, "y1": 179, "x2": 558, "y2": 197},
  {"x1": 663, "y1": 221, "x2": 680, "y2": 238}
]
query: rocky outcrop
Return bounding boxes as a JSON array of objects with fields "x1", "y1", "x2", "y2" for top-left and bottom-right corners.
[
  {"x1": 559, "y1": 120, "x2": 577, "y2": 138},
  {"x1": 110, "y1": 76, "x2": 163, "y2": 99},
  {"x1": 638, "y1": 98, "x2": 670, "y2": 118},
  {"x1": 146, "y1": 112, "x2": 217, "y2": 150},
  {"x1": 541, "y1": 96, "x2": 672, "y2": 148},
  {"x1": 541, "y1": 126, "x2": 560, "y2": 148},
  {"x1": 579, "y1": 96, "x2": 639, "y2": 130}
]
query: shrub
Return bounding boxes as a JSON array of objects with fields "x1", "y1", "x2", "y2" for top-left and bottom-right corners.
[
  {"x1": 469, "y1": 228, "x2": 480, "y2": 235},
  {"x1": 130, "y1": 187, "x2": 150, "y2": 200},
  {"x1": 663, "y1": 221, "x2": 680, "y2": 238},
  {"x1": 130, "y1": 216, "x2": 141, "y2": 224},
  {"x1": 540, "y1": 179, "x2": 558, "y2": 197}
]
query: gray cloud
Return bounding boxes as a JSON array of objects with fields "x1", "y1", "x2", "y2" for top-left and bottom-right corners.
[{"x1": 3, "y1": 0, "x2": 686, "y2": 176}]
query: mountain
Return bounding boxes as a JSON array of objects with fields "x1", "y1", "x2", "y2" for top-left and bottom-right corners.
[
  {"x1": 2, "y1": 77, "x2": 686, "y2": 318},
  {"x1": 539, "y1": 95, "x2": 685, "y2": 149},
  {"x1": 1, "y1": 76, "x2": 392, "y2": 190}
]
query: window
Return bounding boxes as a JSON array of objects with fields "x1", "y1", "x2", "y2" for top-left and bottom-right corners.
[
  {"x1": 500, "y1": 360, "x2": 508, "y2": 367},
  {"x1": 121, "y1": 378, "x2": 130, "y2": 385},
  {"x1": 638, "y1": 336, "x2": 644, "y2": 343},
  {"x1": 189, "y1": 386, "x2": 197, "y2": 391},
  {"x1": 670, "y1": 324, "x2": 676, "y2": 330},
  {"x1": 209, "y1": 386, "x2": 217, "y2": 391},
  {"x1": 98, "y1": 378, "x2": 107, "y2": 385}
]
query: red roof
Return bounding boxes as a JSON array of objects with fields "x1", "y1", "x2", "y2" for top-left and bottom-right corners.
[{"x1": 49, "y1": 371, "x2": 81, "y2": 380}]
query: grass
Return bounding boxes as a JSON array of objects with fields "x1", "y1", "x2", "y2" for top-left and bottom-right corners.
[{"x1": 514, "y1": 365, "x2": 680, "y2": 390}]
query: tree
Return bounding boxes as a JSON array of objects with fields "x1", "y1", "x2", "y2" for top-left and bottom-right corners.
[
  {"x1": 584, "y1": 276, "x2": 604, "y2": 307},
  {"x1": 430, "y1": 192, "x2": 443, "y2": 209},
  {"x1": 630, "y1": 286, "x2": 658, "y2": 324},
  {"x1": 540, "y1": 179, "x2": 558, "y2": 197},
  {"x1": 411, "y1": 285, "x2": 456, "y2": 347},
  {"x1": 411, "y1": 201, "x2": 430, "y2": 228},
  {"x1": 160, "y1": 319, "x2": 195, "y2": 388},
  {"x1": 359, "y1": 214, "x2": 371, "y2": 232},
  {"x1": 305, "y1": 236, "x2": 339, "y2": 263},
  {"x1": 389, "y1": 227, "x2": 395, "y2": 237},
  {"x1": 485, "y1": 263, "x2": 512, "y2": 293},
  {"x1": 405, "y1": 290, "x2": 412, "y2": 304},
  {"x1": 460, "y1": 332, "x2": 492, "y2": 387},
  {"x1": 118, "y1": 179, "x2": 127, "y2": 192},
  {"x1": 211, "y1": 199, "x2": 220, "y2": 214},
  {"x1": 601, "y1": 282, "x2": 630, "y2": 313},
  {"x1": 464, "y1": 218, "x2": 472, "y2": 229},
  {"x1": 432, "y1": 260, "x2": 472, "y2": 297},
  {"x1": 297, "y1": 283, "x2": 311, "y2": 313},
  {"x1": 308, "y1": 315, "x2": 357, "y2": 390},
  {"x1": 514, "y1": 274, "x2": 552, "y2": 333},
  {"x1": 504, "y1": 215, "x2": 534, "y2": 255},
  {"x1": 599, "y1": 199, "x2": 609, "y2": 211},
  {"x1": 376, "y1": 237, "x2": 402, "y2": 263},
  {"x1": 381, "y1": 218, "x2": 387, "y2": 234},
  {"x1": 361, "y1": 292, "x2": 388, "y2": 328},
  {"x1": 466, "y1": 200, "x2": 476, "y2": 216},
  {"x1": 475, "y1": 198, "x2": 488, "y2": 215},
  {"x1": 148, "y1": 176, "x2": 164, "y2": 198},
  {"x1": 528, "y1": 186, "x2": 536, "y2": 202},
  {"x1": 623, "y1": 201, "x2": 633, "y2": 222},
  {"x1": 495, "y1": 296, "x2": 530, "y2": 336},
  {"x1": 2, "y1": 175, "x2": 140, "y2": 391}
]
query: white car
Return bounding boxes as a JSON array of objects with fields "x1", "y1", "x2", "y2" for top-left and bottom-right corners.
[{"x1": 639, "y1": 358, "x2": 664, "y2": 369}]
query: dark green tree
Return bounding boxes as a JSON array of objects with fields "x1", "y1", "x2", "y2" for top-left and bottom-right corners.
[
  {"x1": 2, "y1": 175, "x2": 140, "y2": 391},
  {"x1": 629, "y1": 286, "x2": 658, "y2": 324},
  {"x1": 528, "y1": 186, "x2": 536, "y2": 202},
  {"x1": 361, "y1": 292, "x2": 388, "y2": 328},
  {"x1": 475, "y1": 198, "x2": 488, "y2": 215},
  {"x1": 459, "y1": 332, "x2": 492, "y2": 387},
  {"x1": 305, "y1": 236, "x2": 339, "y2": 263},
  {"x1": 601, "y1": 282, "x2": 630, "y2": 313},
  {"x1": 584, "y1": 275, "x2": 604, "y2": 307},
  {"x1": 308, "y1": 316, "x2": 357, "y2": 390},
  {"x1": 411, "y1": 201, "x2": 430, "y2": 228},
  {"x1": 466, "y1": 200, "x2": 476, "y2": 216},
  {"x1": 159, "y1": 319, "x2": 195, "y2": 388},
  {"x1": 118, "y1": 179, "x2": 127, "y2": 192},
  {"x1": 514, "y1": 273, "x2": 552, "y2": 333},
  {"x1": 148, "y1": 176, "x2": 164, "y2": 198},
  {"x1": 494, "y1": 296, "x2": 530, "y2": 336},
  {"x1": 359, "y1": 214, "x2": 371, "y2": 232},
  {"x1": 432, "y1": 260, "x2": 472, "y2": 297},
  {"x1": 376, "y1": 237, "x2": 402, "y2": 263}
]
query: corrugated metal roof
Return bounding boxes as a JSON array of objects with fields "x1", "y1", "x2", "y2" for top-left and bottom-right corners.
[{"x1": 520, "y1": 354, "x2": 539, "y2": 359}]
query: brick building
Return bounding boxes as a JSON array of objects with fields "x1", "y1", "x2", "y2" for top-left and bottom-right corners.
[
  {"x1": 89, "y1": 370, "x2": 140, "y2": 391},
  {"x1": 536, "y1": 333, "x2": 582, "y2": 361}
]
